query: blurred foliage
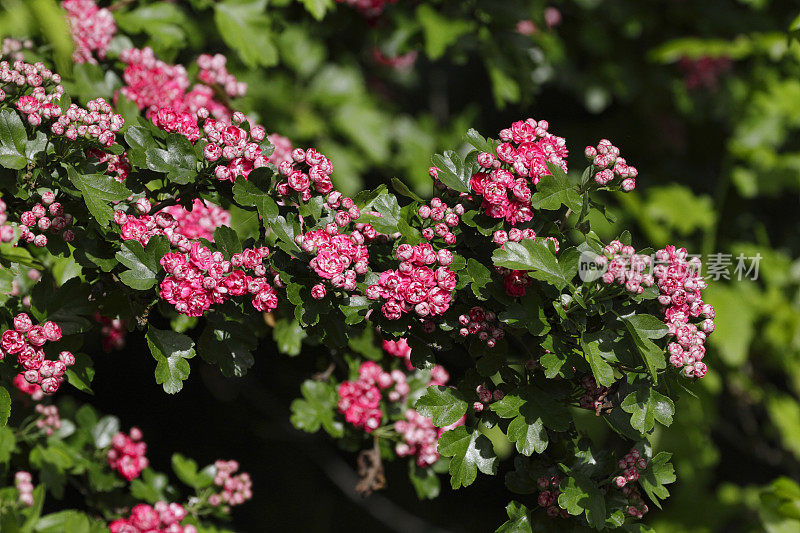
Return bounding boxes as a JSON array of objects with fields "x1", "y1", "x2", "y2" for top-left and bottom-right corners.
[{"x1": 4, "y1": 0, "x2": 800, "y2": 530}]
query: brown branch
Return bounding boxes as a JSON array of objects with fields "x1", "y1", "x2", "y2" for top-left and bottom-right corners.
[{"x1": 355, "y1": 438, "x2": 386, "y2": 497}]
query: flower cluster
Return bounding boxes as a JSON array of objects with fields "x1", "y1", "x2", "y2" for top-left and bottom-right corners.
[
  {"x1": 655, "y1": 246, "x2": 714, "y2": 378},
  {"x1": 0, "y1": 313, "x2": 73, "y2": 396},
  {"x1": 109, "y1": 502, "x2": 195, "y2": 533},
  {"x1": 382, "y1": 338, "x2": 413, "y2": 370},
  {"x1": 119, "y1": 48, "x2": 190, "y2": 116},
  {"x1": 459, "y1": 119, "x2": 568, "y2": 224},
  {"x1": 577, "y1": 375, "x2": 610, "y2": 414},
  {"x1": 612, "y1": 449, "x2": 650, "y2": 519},
  {"x1": 196, "y1": 54, "x2": 247, "y2": 98},
  {"x1": 163, "y1": 199, "x2": 231, "y2": 242},
  {"x1": 209, "y1": 460, "x2": 253, "y2": 508},
  {"x1": 88, "y1": 148, "x2": 131, "y2": 182},
  {"x1": 337, "y1": 362, "x2": 384, "y2": 432},
  {"x1": 274, "y1": 146, "x2": 336, "y2": 201},
  {"x1": 417, "y1": 197, "x2": 462, "y2": 244},
  {"x1": 61, "y1": 0, "x2": 116, "y2": 64},
  {"x1": 335, "y1": 0, "x2": 398, "y2": 17},
  {"x1": 299, "y1": 226, "x2": 368, "y2": 295},
  {"x1": 16, "y1": 192, "x2": 75, "y2": 246},
  {"x1": 595, "y1": 240, "x2": 654, "y2": 294},
  {"x1": 372, "y1": 48, "x2": 418, "y2": 70},
  {"x1": 13, "y1": 373, "x2": 44, "y2": 400},
  {"x1": 536, "y1": 475, "x2": 569, "y2": 518},
  {"x1": 458, "y1": 306, "x2": 504, "y2": 347},
  {"x1": 159, "y1": 243, "x2": 277, "y2": 317},
  {"x1": 472, "y1": 383, "x2": 504, "y2": 413},
  {"x1": 584, "y1": 139, "x2": 638, "y2": 192},
  {"x1": 266, "y1": 133, "x2": 294, "y2": 166},
  {"x1": 1, "y1": 38, "x2": 32, "y2": 61},
  {"x1": 35, "y1": 404, "x2": 62, "y2": 436},
  {"x1": 201, "y1": 113, "x2": 270, "y2": 182},
  {"x1": 95, "y1": 313, "x2": 127, "y2": 352},
  {"x1": 366, "y1": 243, "x2": 456, "y2": 320},
  {"x1": 15, "y1": 471, "x2": 34, "y2": 507},
  {"x1": 394, "y1": 408, "x2": 463, "y2": 467},
  {"x1": 678, "y1": 55, "x2": 732, "y2": 91},
  {"x1": 107, "y1": 428, "x2": 149, "y2": 481}
]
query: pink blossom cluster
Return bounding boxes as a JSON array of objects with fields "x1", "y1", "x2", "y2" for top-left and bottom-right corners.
[
  {"x1": 472, "y1": 383, "x2": 505, "y2": 413},
  {"x1": 458, "y1": 306, "x2": 504, "y2": 347},
  {"x1": 35, "y1": 404, "x2": 61, "y2": 436},
  {"x1": 584, "y1": 139, "x2": 638, "y2": 192},
  {"x1": 0, "y1": 198, "x2": 16, "y2": 243},
  {"x1": 337, "y1": 363, "x2": 384, "y2": 432},
  {"x1": 202, "y1": 113, "x2": 270, "y2": 182},
  {"x1": 382, "y1": 338, "x2": 413, "y2": 370},
  {"x1": 536, "y1": 475, "x2": 569, "y2": 518},
  {"x1": 88, "y1": 148, "x2": 131, "y2": 182},
  {"x1": 163, "y1": 199, "x2": 231, "y2": 242},
  {"x1": 1, "y1": 38, "x2": 32, "y2": 61},
  {"x1": 366, "y1": 243, "x2": 456, "y2": 320},
  {"x1": 274, "y1": 146, "x2": 336, "y2": 201},
  {"x1": 418, "y1": 197, "x2": 462, "y2": 244},
  {"x1": 678, "y1": 56, "x2": 732, "y2": 91},
  {"x1": 1, "y1": 58, "x2": 64, "y2": 113},
  {"x1": 109, "y1": 502, "x2": 195, "y2": 533},
  {"x1": 612, "y1": 449, "x2": 650, "y2": 519},
  {"x1": 107, "y1": 428, "x2": 148, "y2": 481},
  {"x1": 150, "y1": 107, "x2": 201, "y2": 142},
  {"x1": 0, "y1": 313, "x2": 73, "y2": 396},
  {"x1": 266, "y1": 133, "x2": 294, "y2": 166},
  {"x1": 15, "y1": 471, "x2": 34, "y2": 507},
  {"x1": 595, "y1": 240, "x2": 654, "y2": 294},
  {"x1": 372, "y1": 48, "x2": 418, "y2": 70},
  {"x1": 196, "y1": 54, "x2": 247, "y2": 98},
  {"x1": 95, "y1": 313, "x2": 127, "y2": 352},
  {"x1": 298, "y1": 226, "x2": 368, "y2": 296},
  {"x1": 335, "y1": 0, "x2": 398, "y2": 17},
  {"x1": 13, "y1": 373, "x2": 44, "y2": 400},
  {"x1": 654, "y1": 246, "x2": 714, "y2": 379},
  {"x1": 61, "y1": 0, "x2": 116, "y2": 64},
  {"x1": 16, "y1": 192, "x2": 75, "y2": 247},
  {"x1": 449, "y1": 119, "x2": 567, "y2": 225},
  {"x1": 209, "y1": 460, "x2": 253, "y2": 507},
  {"x1": 159, "y1": 243, "x2": 278, "y2": 317},
  {"x1": 395, "y1": 408, "x2": 464, "y2": 467},
  {"x1": 577, "y1": 375, "x2": 610, "y2": 413}
]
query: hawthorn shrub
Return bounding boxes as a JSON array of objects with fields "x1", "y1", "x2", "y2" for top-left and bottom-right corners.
[{"x1": 0, "y1": 2, "x2": 724, "y2": 532}]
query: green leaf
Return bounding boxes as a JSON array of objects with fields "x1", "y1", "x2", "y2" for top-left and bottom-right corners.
[
  {"x1": 289, "y1": 380, "x2": 343, "y2": 438},
  {"x1": 273, "y1": 318, "x2": 307, "y2": 356},
  {"x1": 146, "y1": 326, "x2": 196, "y2": 394},
  {"x1": 531, "y1": 163, "x2": 582, "y2": 212},
  {"x1": 491, "y1": 385, "x2": 569, "y2": 455},
  {"x1": 391, "y1": 177, "x2": 424, "y2": 203},
  {"x1": 171, "y1": 453, "x2": 200, "y2": 488},
  {"x1": 557, "y1": 472, "x2": 606, "y2": 529},
  {"x1": 496, "y1": 501, "x2": 533, "y2": 533},
  {"x1": 146, "y1": 134, "x2": 197, "y2": 184},
  {"x1": 581, "y1": 334, "x2": 616, "y2": 387},
  {"x1": 92, "y1": 415, "x2": 120, "y2": 448},
  {"x1": 437, "y1": 426, "x2": 498, "y2": 489},
  {"x1": 213, "y1": 226, "x2": 242, "y2": 259},
  {"x1": 0, "y1": 387, "x2": 10, "y2": 427},
  {"x1": 232, "y1": 175, "x2": 279, "y2": 219},
  {"x1": 465, "y1": 128, "x2": 495, "y2": 154},
  {"x1": 638, "y1": 452, "x2": 676, "y2": 508},
  {"x1": 66, "y1": 167, "x2": 132, "y2": 228},
  {"x1": 299, "y1": 0, "x2": 333, "y2": 20},
  {"x1": 621, "y1": 314, "x2": 667, "y2": 383},
  {"x1": 498, "y1": 293, "x2": 551, "y2": 336},
  {"x1": 0, "y1": 426, "x2": 16, "y2": 462},
  {"x1": 430, "y1": 150, "x2": 472, "y2": 193},
  {"x1": 414, "y1": 386, "x2": 469, "y2": 427},
  {"x1": 506, "y1": 416, "x2": 548, "y2": 456},
  {"x1": 0, "y1": 109, "x2": 28, "y2": 169},
  {"x1": 493, "y1": 240, "x2": 575, "y2": 290},
  {"x1": 465, "y1": 258, "x2": 492, "y2": 299},
  {"x1": 357, "y1": 193, "x2": 401, "y2": 234},
  {"x1": 214, "y1": 0, "x2": 278, "y2": 67},
  {"x1": 409, "y1": 462, "x2": 441, "y2": 500},
  {"x1": 416, "y1": 5, "x2": 475, "y2": 59},
  {"x1": 620, "y1": 386, "x2": 675, "y2": 434},
  {"x1": 198, "y1": 317, "x2": 257, "y2": 377},
  {"x1": 116, "y1": 236, "x2": 170, "y2": 290},
  {"x1": 622, "y1": 314, "x2": 669, "y2": 339},
  {"x1": 130, "y1": 469, "x2": 168, "y2": 503},
  {"x1": 65, "y1": 353, "x2": 95, "y2": 394}
]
